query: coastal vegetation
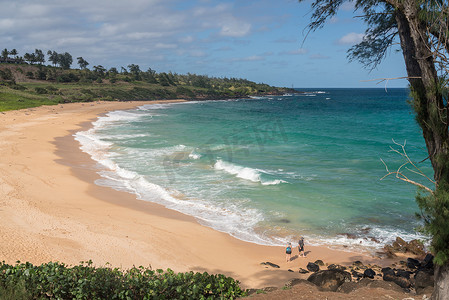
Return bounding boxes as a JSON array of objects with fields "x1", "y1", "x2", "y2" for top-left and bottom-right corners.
[
  {"x1": 299, "y1": 0, "x2": 449, "y2": 298},
  {"x1": 0, "y1": 48, "x2": 291, "y2": 112},
  {"x1": 0, "y1": 260, "x2": 245, "y2": 299}
]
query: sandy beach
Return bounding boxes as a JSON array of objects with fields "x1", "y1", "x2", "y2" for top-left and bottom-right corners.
[{"x1": 0, "y1": 100, "x2": 389, "y2": 288}]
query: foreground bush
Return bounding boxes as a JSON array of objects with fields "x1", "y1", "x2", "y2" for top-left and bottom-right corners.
[{"x1": 0, "y1": 260, "x2": 246, "y2": 299}]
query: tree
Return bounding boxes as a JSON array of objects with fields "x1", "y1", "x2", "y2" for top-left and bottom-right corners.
[
  {"x1": 47, "y1": 50, "x2": 58, "y2": 67},
  {"x1": 23, "y1": 52, "x2": 35, "y2": 64},
  {"x1": 93, "y1": 65, "x2": 106, "y2": 78},
  {"x1": 1, "y1": 48, "x2": 8, "y2": 61},
  {"x1": 58, "y1": 52, "x2": 72, "y2": 69},
  {"x1": 127, "y1": 64, "x2": 141, "y2": 80},
  {"x1": 77, "y1": 56, "x2": 89, "y2": 69},
  {"x1": 299, "y1": 0, "x2": 449, "y2": 298},
  {"x1": 9, "y1": 49, "x2": 17, "y2": 59},
  {"x1": 34, "y1": 49, "x2": 45, "y2": 65}
]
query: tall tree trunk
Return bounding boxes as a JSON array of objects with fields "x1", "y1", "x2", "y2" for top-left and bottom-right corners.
[
  {"x1": 394, "y1": 1, "x2": 449, "y2": 299},
  {"x1": 395, "y1": 0, "x2": 448, "y2": 185},
  {"x1": 434, "y1": 264, "x2": 449, "y2": 300}
]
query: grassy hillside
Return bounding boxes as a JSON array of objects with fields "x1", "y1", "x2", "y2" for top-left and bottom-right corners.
[{"x1": 0, "y1": 64, "x2": 292, "y2": 111}]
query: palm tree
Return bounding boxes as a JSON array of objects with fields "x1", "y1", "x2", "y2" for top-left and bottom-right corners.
[
  {"x1": 1, "y1": 48, "x2": 9, "y2": 61},
  {"x1": 9, "y1": 49, "x2": 18, "y2": 60}
]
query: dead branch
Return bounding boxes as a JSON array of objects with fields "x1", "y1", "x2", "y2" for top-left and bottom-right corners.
[{"x1": 380, "y1": 140, "x2": 435, "y2": 195}]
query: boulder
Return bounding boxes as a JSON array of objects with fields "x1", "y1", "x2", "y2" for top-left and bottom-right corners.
[
  {"x1": 327, "y1": 264, "x2": 346, "y2": 271},
  {"x1": 422, "y1": 253, "x2": 434, "y2": 270},
  {"x1": 307, "y1": 262, "x2": 320, "y2": 272},
  {"x1": 260, "y1": 262, "x2": 280, "y2": 268},
  {"x1": 392, "y1": 237, "x2": 408, "y2": 252},
  {"x1": 288, "y1": 269, "x2": 294, "y2": 272},
  {"x1": 381, "y1": 267, "x2": 395, "y2": 276},
  {"x1": 406, "y1": 257, "x2": 420, "y2": 269},
  {"x1": 383, "y1": 273, "x2": 397, "y2": 282},
  {"x1": 307, "y1": 269, "x2": 352, "y2": 292},
  {"x1": 363, "y1": 268, "x2": 376, "y2": 279},
  {"x1": 396, "y1": 269, "x2": 411, "y2": 279},
  {"x1": 352, "y1": 261, "x2": 364, "y2": 268},
  {"x1": 415, "y1": 269, "x2": 434, "y2": 295},
  {"x1": 314, "y1": 259, "x2": 324, "y2": 266},
  {"x1": 407, "y1": 239, "x2": 425, "y2": 256},
  {"x1": 298, "y1": 268, "x2": 309, "y2": 274},
  {"x1": 392, "y1": 276, "x2": 412, "y2": 288}
]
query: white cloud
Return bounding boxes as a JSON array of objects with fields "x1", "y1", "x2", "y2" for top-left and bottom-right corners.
[
  {"x1": 220, "y1": 21, "x2": 251, "y2": 37},
  {"x1": 337, "y1": 32, "x2": 365, "y2": 45}
]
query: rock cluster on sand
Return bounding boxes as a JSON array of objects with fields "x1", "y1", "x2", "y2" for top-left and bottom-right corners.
[
  {"x1": 301, "y1": 254, "x2": 435, "y2": 295},
  {"x1": 383, "y1": 237, "x2": 426, "y2": 257},
  {"x1": 255, "y1": 252, "x2": 435, "y2": 297}
]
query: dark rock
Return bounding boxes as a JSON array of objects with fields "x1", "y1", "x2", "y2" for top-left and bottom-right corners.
[
  {"x1": 422, "y1": 253, "x2": 434, "y2": 270},
  {"x1": 327, "y1": 264, "x2": 346, "y2": 271},
  {"x1": 407, "y1": 257, "x2": 420, "y2": 269},
  {"x1": 392, "y1": 276, "x2": 412, "y2": 288},
  {"x1": 288, "y1": 269, "x2": 294, "y2": 272},
  {"x1": 352, "y1": 261, "x2": 364, "y2": 268},
  {"x1": 396, "y1": 269, "x2": 411, "y2": 279},
  {"x1": 351, "y1": 270, "x2": 363, "y2": 278},
  {"x1": 260, "y1": 262, "x2": 280, "y2": 268},
  {"x1": 278, "y1": 218, "x2": 290, "y2": 223},
  {"x1": 363, "y1": 268, "x2": 375, "y2": 279},
  {"x1": 307, "y1": 269, "x2": 352, "y2": 292},
  {"x1": 307, "y1": 262, "x2": 320, "y2": 272},
  {"x1": 284, "y1": 278, "x2": 316, "y2": 289},
  {"x1": 381, "y1": 267, "x2": 394, "y2": 275},
  {"x1": 298, "y1": 268, "x2": 309, "y2": 274},
  {"x1": 314, "y1": 260, "x2": 324, "y2": 266},
  {"x1": 383, "y1": 273, "x2": 397, "y2": 282},
  {"x1": 336, "y1": 282, "x2": 359, "y2": 293},
  {"x1": 415, "y1": 269, "x2": 434, "y2": 294}
]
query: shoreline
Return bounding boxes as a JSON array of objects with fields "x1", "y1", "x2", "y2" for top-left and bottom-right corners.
[{"x1": 0, "y1": 100, "x2": 395, "y2": 288}]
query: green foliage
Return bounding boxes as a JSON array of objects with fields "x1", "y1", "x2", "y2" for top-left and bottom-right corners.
[
  {"x1": 0, "y1": 261, "x2": 246, "y2": 299},
  {"x1": 416, "y1": 182, "x2": 449, "y2": 265},
  {"x1": 34, "y1": 87, "x2": 47, "y2": 94}
]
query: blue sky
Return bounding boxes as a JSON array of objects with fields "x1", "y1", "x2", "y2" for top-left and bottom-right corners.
[{"x1": 0, "y1": 0, "x2": 407, "y2": 88}]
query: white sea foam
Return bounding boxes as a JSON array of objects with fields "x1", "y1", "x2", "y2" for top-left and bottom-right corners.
[
  {"x1": 189, "y1": 151, "x2": 202, "y2": 160},
  {"x1": 214, "y1": 159, "x2": 261, "y2": 182},
  {"x1": 214, "y1": 159, "x2": 286, "y2": 185}
]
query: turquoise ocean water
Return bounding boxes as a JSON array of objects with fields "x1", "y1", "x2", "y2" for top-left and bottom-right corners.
[{"x1": 75, "y1": 88, "x2": 432, "y2": 252}]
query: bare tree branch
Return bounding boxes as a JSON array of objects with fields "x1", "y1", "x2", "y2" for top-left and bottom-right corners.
[{"x1": 380, "y1": 140, "x2": 435, "y2": 195}]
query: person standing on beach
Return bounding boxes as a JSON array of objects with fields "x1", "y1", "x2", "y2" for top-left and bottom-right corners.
[
  {"x1": 298, "y1": 237, "x2": 305, "y2": 257},
  {"x1": 286, "y1": 242, "x2": 292, "y2": 262}
]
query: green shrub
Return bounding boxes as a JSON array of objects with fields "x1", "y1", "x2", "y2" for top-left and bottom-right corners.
[
  {"x1": 25, "y1": 71, "x2": 34, "y2": 79},
  {"x1": 0, "y1": 261, "x2": 246, "y2": 299},
  {"x1": 34, "y1": 87, "x2": 47, "y2": 94}
]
